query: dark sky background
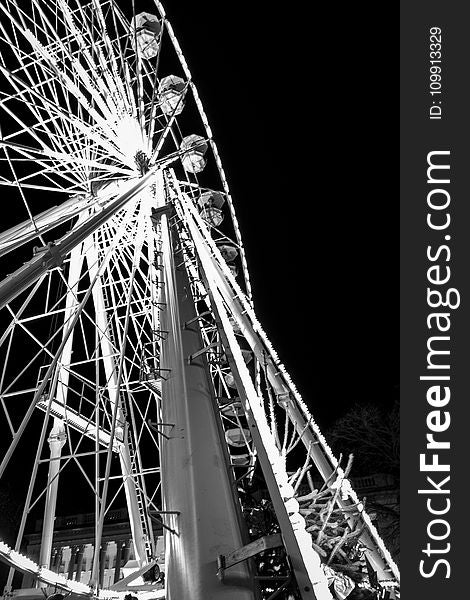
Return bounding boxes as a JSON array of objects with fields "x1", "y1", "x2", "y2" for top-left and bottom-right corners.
[{"x1": 163, "y1": 1, "x2": 398, "y2": 428}]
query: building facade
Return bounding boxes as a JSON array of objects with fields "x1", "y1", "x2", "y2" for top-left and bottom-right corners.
[{"x1": 22, "y1": 508, "x2": 163, "y2": 589}]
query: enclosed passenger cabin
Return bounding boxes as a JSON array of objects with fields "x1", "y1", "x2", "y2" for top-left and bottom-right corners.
[
  {"x1": 130, "y1": 12, "x2": 162, "y2": 60},
  {"x1": 179, "y1": 135, "x2": 208, "y2": 173},
  {"x1": 224, "y1": 372, "x2": 237, "y2": 389},
  {"x1": 197, "y1": 190, "x2": 225, "y2": 227},
  {"x1": 219, "y1": 399, "x2": 244, "y2": 417},
  {"x1": 228, "y1": 264, "x2": 238, "y2": 278},
  {"x1": 225, "y1": 428, "x2": 252, "y2": 447},
  {"x1": 158, "y1": 75, "x2": 187, "y2": 116},
  {"x1": 216, "y1": 241, "x2": 239, "y2": 263}
]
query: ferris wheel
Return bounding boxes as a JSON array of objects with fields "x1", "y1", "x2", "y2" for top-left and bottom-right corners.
[{"x1": 0, "y1": 2, "x2": 399, "y2": 600}]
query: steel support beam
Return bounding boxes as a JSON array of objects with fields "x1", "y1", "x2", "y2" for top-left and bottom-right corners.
[
  {"x1": 39, "y1": 232, "x2": 85, "y2": 573},
  {"x1": 217, "y1": 534, "x2": 283, "y2": 576},
  {"x1": 0, "y1": 169, "x2": 157, "y2": 310},
  {"x1": 86, "y1": 236, "x2": 149, "y2": 568},
  {"x1": 158, "y1": 208, "x2": 255, "y2": 599},
  {"x1": 0, "y1": 193, "x2": 93, "y2": 258},
  {"x1": 38, "y1": 418, "x2": 66, "y2": 571}
]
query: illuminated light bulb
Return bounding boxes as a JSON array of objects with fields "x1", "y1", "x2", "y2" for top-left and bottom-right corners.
[
  {"x1": 330, "y1": 477, "x2": 342, "y2": 490},
  {"x1": 66, "y1": 579, "x2": 92, "y2": 593},
  {"x1": 340, "y1": 478, "x2": 353, "y2": 500},
  {"x1": 290, "y1": 513, "x2": 307, "y2": 530},
  {"x1": 9, "y1": 550, "x2": 39, "y2": 572},
  {"x1": 284, "y1": 497, "x2": 300, "y2": 514},
  {"x1": 39, "y1": 567, "x2": 58, "y2": 584},
  {"x1": 274, "y1": 471, "x2": 291, "y2": 489},
  {"x1": 54, "y1": 573, "x2": 68, "y2": 586}
]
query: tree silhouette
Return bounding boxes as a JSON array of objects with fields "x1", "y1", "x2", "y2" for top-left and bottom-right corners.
[
  {"x1": 327, "y1": 399, "x2": 399, "y2": 479},
  {"x1": 326, "y1": 399, "x2": 400, "y2": 562}
]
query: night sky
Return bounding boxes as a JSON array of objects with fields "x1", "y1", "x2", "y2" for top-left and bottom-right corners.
[{"x1": 162, "y1": 1, "x2": 398, "y2": 427}]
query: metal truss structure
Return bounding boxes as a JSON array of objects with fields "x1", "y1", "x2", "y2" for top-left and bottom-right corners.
[{"x1": 0, "y1": 2, "x2": 400, "y2": 600}]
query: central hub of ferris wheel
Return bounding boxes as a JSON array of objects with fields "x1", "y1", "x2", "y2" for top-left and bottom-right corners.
[{"x1": 0, "y1": 2, "x2": 399, "y2": 600}]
